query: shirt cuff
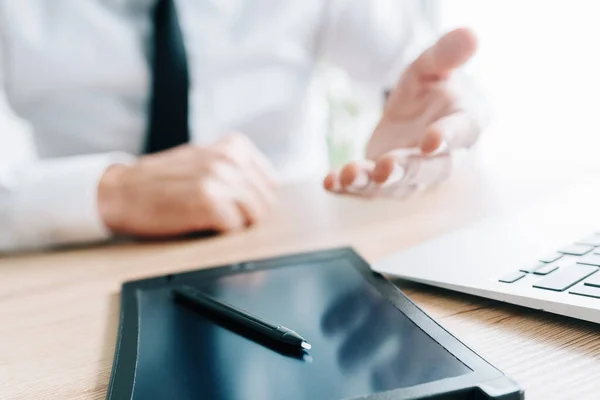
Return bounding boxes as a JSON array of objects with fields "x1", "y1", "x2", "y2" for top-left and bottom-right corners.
[{"x1": 9, "y1": 152, "x2": 136, "y2": 250}]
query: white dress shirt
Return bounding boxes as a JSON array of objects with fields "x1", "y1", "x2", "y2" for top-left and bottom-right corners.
[{"x1": 0, "y1": 0, "x2": 432, "y2": 252}]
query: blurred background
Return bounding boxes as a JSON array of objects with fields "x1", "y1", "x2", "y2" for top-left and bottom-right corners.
[
  {"x1": 436, "y1": 0, "x2": 600, "y2": 171},
  {"x1": 3, "y1": 0, "x2": 600, "y2": 173},
  {"x1": 327, "y1": 0, "x2": 600, "y2": 171}
]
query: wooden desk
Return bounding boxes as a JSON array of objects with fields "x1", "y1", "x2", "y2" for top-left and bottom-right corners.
[{"x1": 2, "y1": 155, "x2": 600, "y2": 400}]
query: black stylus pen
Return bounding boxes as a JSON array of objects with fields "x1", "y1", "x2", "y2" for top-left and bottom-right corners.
[{"x1": 172, "y1": 285, "x2": 312, "y2": 351}]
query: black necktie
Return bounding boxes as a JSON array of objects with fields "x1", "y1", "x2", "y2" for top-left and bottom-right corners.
[{"x1": 145, "y1": 0, "x2": 190, "y2": 154}]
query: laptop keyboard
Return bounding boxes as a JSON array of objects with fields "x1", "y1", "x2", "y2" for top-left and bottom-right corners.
[
  {"x1": 498, "y1": 233, "x2": 600, "y2": 299},
  {"x1": 532, "y1": 264, "x2": 597, "y2": 292}
]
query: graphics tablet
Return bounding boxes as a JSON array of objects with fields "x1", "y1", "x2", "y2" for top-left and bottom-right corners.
[{"x1": 106, "y1": 248, "x2": 523, "y2": 400}]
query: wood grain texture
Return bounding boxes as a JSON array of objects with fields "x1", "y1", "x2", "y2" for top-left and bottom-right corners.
[{"x1": 2, "y1": 155, "x2": 600, "y2": 400}]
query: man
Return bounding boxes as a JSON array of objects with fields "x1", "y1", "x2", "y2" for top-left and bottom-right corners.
[{"x1": 0, "y1": 0, "x2": 485, "y2": 252}]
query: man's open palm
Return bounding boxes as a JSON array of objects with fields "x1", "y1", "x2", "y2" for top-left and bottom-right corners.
[{"x1": 324, "y1": 28, "x2": 486, "y2": 198}]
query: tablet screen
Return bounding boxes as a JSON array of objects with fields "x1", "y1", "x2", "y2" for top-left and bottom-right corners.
[{"x1": 133, "y1": 259, "x2": 471, "y2": 400}]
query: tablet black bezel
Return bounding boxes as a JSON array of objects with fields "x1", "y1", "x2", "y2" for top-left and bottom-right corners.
[{"x1": 106, "y1": 247, "x2": 523, "y2": 400}]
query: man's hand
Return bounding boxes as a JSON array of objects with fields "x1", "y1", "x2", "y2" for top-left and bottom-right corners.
[
  {"x1": 324, "y1": 28, "x2": 485, "y2": 198},
  {"x1": 98, "y1": 134, "x2": 277, "y2": 237}
]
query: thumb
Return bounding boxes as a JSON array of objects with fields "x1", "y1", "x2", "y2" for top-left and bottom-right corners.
[{"x1": 411, "y1": 28, "x2": 478, "y2": 80}]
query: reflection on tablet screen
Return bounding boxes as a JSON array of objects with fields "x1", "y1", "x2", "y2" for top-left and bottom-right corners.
[{"x1": 133, "y1": 260, "x2": 471, "y2": 400}]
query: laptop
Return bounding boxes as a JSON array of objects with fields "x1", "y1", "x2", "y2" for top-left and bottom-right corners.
[{"x1": 373, "y1": 178, "x2": 600, "y2": 324}]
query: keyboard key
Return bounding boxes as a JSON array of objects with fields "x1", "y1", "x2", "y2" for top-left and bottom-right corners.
[
  {"x1": 499, "y1": 271, "x2": 526, "y2": 283},
  {"x1": 539, "y1": 253, "x2": 563, "y2": 263},
  {"x1": 520, "y1": 263, "x2": 545, "y2": 273},
  {"x1": 533, "y1": 264, "x2": 559, "y2": 275},
  {"x1": 576, "y1": 235, "x2": 600, "y2": 247},
  {"x1": 569, "y1": 285, "x2": 600, "y2": 299},
  {"x1": 583, "y1": 272, "x2": 600, "y2": 288},
  {"x1": 533, "y1": 264, "x2": 598, "y2": 292},
  {"x1": 558, "y1": 244, "x2": 594, "y2": 256},
  {"x1": 577, "y1": 253, "x2": 600, "y2": 266}
]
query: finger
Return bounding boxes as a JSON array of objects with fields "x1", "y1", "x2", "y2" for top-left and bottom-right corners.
[
  {"x1": 209, "y1": 199, "x2": 246, "y2": 232},
  {"x1": 340, "y1": 160, "x2": 383, "y2": 197},
  {"x1": 216, "y1": 135, "x2": 277, "y2": 215},
  {"x1": 233, "y1": 161, "x2": 276, "y2": 225},
  {"x1": 236, "y1": 151, "x2": 277, "y2": 212},
  {"x1": 374, "y1": 151, "x2": 452, "y2": 189},
  {"x1": 216, "y1": 133, "x2": 278, "y2": 186},
  {"x1": 371, "y1": 155, "x2": 407, "y2": 185},
  {"x1": 207, "y1": 161, "x2": 271, "y2": 226},
  {"x1": 333, "y1": 156, "x2": 418, "y2": 199},
  {"x1": 331, "y1": 152, "x2": 447, "y2": 200},
  {"x1": 234, "y1": 185, "x2": 267, "y2": 226},
  {"x1": 325, "y1": 171, "x2": 381, "y2": 199},
  {"x1": 411, "y1": 27, "x2": 478, "y2": 80},
  {"x1": 370, "y1": 157, "x2": 418, "y2": 199},
  {"x1": 228, "y1": 142, "x2": 277, "y2": 206},
  {"x1": 323, "y1": 172, "x2": 342, "y2": 193},
  {"x1": 420, "y1": 112, "x2": 480, "y2": 154},
  {"x1": 340, "y1": 160, "x2": 375, "y2": 191},
  {"x1": 333, "y1": 178, "x2": 417, "y2": 200}
]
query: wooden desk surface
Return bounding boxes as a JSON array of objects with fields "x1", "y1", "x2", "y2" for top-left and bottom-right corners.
[{"x1": 2, "y1": 155, "x2": 600, "y2": 400}]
